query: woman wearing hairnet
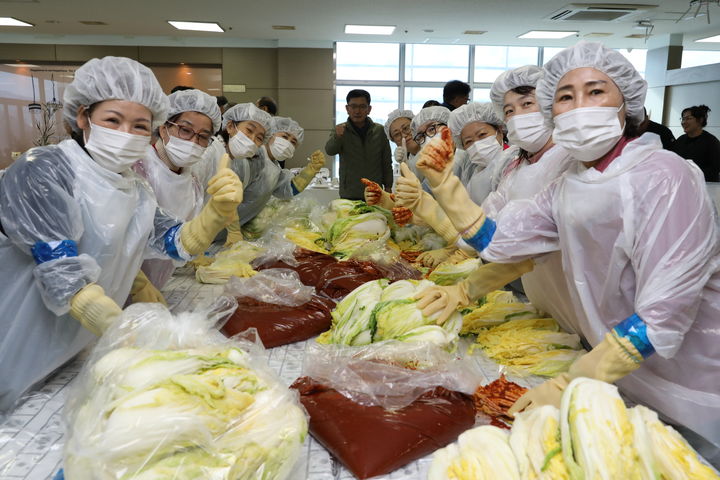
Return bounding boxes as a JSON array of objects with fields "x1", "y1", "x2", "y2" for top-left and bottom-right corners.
[
  {"x1": 414, "y1": 66, "x2": 578, "y2": 334},
  {"x1": 222, "y1": 104, "x2": 325, "y2": 246},
  {"x1": 133, "y1": 88, "x2": 222, "y2": 292},
  {"x1": 416, "y1": 42, "x2": 720, "y2": 462},
  {"x1": 0, "y1": 56, "x2": 243, "y2": 413},
  {"x1": 265, "y1": 117, "x2": 304, "y2": 169}
]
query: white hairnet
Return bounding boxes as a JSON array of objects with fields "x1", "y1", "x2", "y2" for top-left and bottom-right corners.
[
  {"x1": 221, "y1": 102, "x2": 272, "y2": 132},
  {"x1": 63, "y1": 56, "x2": 169, "y2": 133},
  {"x1": 536, "y1": 41, "x2": 647, "y2": 125},
  {"x1": 448, "y1": 102, "x2": 504, "y2": 146},
  {"x1": 269, "y1": 116, "x2": 304, "y2": 144},
  {"x1": 384, "y1": 109, "x2": 414, "y2": 139},
  {"x1": 167, "y1": 89, "x2": 222, "y2": 133},
  {"x1": 410, "y1": 106, "x2": 451, "y2": 136},
  {"x1": 489, "y1": 65, "x2": 544, "y2": 118}
]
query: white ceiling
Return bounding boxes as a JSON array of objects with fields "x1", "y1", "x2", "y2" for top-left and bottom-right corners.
[{"x1": 0, "y1": 0, "x2": 719, "y2": 50}]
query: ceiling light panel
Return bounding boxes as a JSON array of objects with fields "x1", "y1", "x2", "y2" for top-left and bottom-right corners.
[
  {"x1": 168, "y1": 21, "x2": 223, "y2": 32},
  {"x1": 696, "y1": 34, "x2": 720, "y2": 43},
  {"x1": 0, "y1": 17, "x2": 33, "y2": 27},
  {"x1": 518, "y1": 30, "x2": 578, "y2": 39},
  {"x1": 344, "y1": 24, "x2": 395, "y2": 35}
]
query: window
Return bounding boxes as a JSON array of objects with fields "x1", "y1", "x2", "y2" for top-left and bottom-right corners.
[
  {"x1": 475, "y1": 46, "x2": 538, "y2": 83},
  {"x1": 405, "y1": 44, "x2": 469, "y2": 82},
  {"x1": 335, "y1": 85, "x2": 399, "y2": 127},
  {"x1": 336, "y1": 42, "x2": 400, "y2": 81},
  {"x1": 542, "y1": 47, "x2": 565, "y2": 64},
  {"x1": 472, "y1": 88, "x2": 491, "y2": 103},
  {"x1": 616, "y1": 49, "x2": 647, "y2": 78},
  {"x1": 404, "y1": 87, "x2": 443, "y2": 113},
  {"x1": 682, "y1": 50, "x2": 720, "y2": 69}
]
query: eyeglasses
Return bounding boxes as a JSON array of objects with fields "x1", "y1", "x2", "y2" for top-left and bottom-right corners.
[
  {"x1": 347, "y1": 103, "x2": 369, "y2": 111},
  {"x1": 391, "y1": 124, "x2": 412, "y2": 142},
  {"x1": 680, "y1": 116, "x2": 694, "y2": 122},
  {"x1": 414, "y1": 122, "x2": 446, "y2": 146},
  {"x1": 166, "y1": 121, "x2": 213, "y2": 147}
]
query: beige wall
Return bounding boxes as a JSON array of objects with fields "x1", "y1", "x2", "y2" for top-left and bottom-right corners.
[{"x1": 0, "y1": 42, "x2": 335, "y2": 170}]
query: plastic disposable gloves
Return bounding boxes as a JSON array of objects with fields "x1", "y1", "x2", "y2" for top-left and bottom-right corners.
[
  {"x1": 394, "y1": 138, "x2": 408, "y2": 163},
  {"x1": 69, "y1": 283, "x2": 122, "y2": 336},
  {"x1": 292, "y1": 150, "x2": 326, "y2": 192},
  {"x1": 415, "y1": 259, "x2": 534, "y2": 325},
  {"x1": 129, "y1": 270, "x2": 167, "y2": 305},
  {"x1": 508, "y1": 331, "x2": 642, "y2": 414}
]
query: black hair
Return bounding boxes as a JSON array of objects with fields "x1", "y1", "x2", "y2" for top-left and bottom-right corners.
[
  {"x1": 624, "y1": 115, "x2": 645, "y2": 139},
  {"x1": 682, "y1": 105, "x2": 711, "y2": 127},
  {"x1": 422, "y1": 99, "x2": 441, "y2": 108},
  {"x1": 346, "y1": 89, "x2": 371, "y2": 104},
  {"x1": 443, "y1": 80, "x2": 471, "y2": 103},
  {"x1": 170, "y1": 85, "x2": 194, "y2": 93},
  {"x1": 216, "y1": 95, "x2": 229, "y2": 107},
  {"x1": 256, "y1": 96, "x2": 278, "y2": 115}
]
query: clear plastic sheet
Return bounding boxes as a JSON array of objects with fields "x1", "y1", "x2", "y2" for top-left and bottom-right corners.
[
  {"x1": 33, "y1": 254, "x2": 101, "y2": 316},
  {"x1": 61, "y1": 299, "x2": 309, "y2": 480},
  {"x1": 251, "y1": 229, "x2": 300, "y2": 268},
  {"x1": 224, "y1": 269, "x2": 315, "y2": 308},
  {"x1": 302, "y1": 341, "x2": 483, "y2": 410}
]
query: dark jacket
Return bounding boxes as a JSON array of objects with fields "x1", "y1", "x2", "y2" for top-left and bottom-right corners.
[
  {"x1": 672, "y1": 130, "x2": 720, "y2": 182},
  {"x1": 325, "y1": 117, "x2": 393, "y2": 200},
  {"x1": 645, "y1": 120, "x2": 675, "y2": 150}
]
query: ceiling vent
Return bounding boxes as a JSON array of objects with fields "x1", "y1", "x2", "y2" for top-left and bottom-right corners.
[{"x1": 548, "y1": 4, "x2": 657, "y2": 22}]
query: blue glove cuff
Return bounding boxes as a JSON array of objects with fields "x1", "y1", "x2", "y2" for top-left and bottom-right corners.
[
  {"x1": 163, "y1": 224, "x2": 184, "y2": 261},
  {"x1": 31, "y1": 240, "x2": 78, "y2": 264},
  {"x1": 462, "y1": 217, "x2": 496, "y2": 252},
  {"x1": 291, "y1": 182, "x2": 300, "y2": 195},
  {"x1": 613, "y1": 313, "x2": 655, "y2": 359}
]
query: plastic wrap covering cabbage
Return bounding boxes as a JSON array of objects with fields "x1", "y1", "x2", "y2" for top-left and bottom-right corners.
[
  {"x1": 241, "y1": 196, "x2": 318, "y2": 240},
  {"x1": 460, "y1": 290, "x2": 539, "y2": 333},
  {"x1": 327, "y1": 211, "x2": 391, "y2": 259},
  {"x1": 473, "y1": 318, "x2": 584, "y2": 377},
  {"x1": 317, "y1": 279, "x2": 462, "y2": 349},
  {"x1": 195, "y1": 241, "x2": 264, "y2": 284},
  {"x1": 428, "y1": 258, "x2": 481, "y2": 286},
  {"x1": 510, "y1": 405, "x2": 570, "y2": 480},
  {"x1": 629, "y1": 405, "x2": 719, "y2": 480},
  {"x1": 560, "y1": 377, "x2": 641, "y2": 480},
  {"x1": 302, "y1": 341, "x2": 482, "y2": 409},
  {"x1": 62, "y1": 300, "x2": 308, "y2": 480},
  {"x1": 428, "y1": 425, "x2": 521, "y2": 480}
]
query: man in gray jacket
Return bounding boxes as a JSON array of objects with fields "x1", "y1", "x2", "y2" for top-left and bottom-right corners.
[{"x1": 325, "y1": 89, "x2": 393, "y2": 200}]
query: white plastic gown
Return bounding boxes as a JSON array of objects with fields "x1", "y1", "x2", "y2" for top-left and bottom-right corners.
[
  {"x1": 133, "y1": 145, "x2": 204, "y2": 288},
  {"x1": 232, "y1": 146, "x2": 297, "y2": 226},
  {"x1": 457, "y1": 146, "x2": 518, "y2": 206},
  {"x1": 0, "y1": 139, "x2": 189, "y2": 413},
  {"x1": 191, "y1": 134, "x2": 226, "y2": 197},
  {"x1": 482, "y1": 133, "x2": 720, "y2": 448},
  {"x1": 482, "y1": 145, "x2": 577, "y2": 333}
]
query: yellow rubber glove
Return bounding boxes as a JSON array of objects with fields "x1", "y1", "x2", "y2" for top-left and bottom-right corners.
[
  {"x1": 415, "y1": 136, "x2": 487, "y2": 239},
  {"x1": 292, "y1": 150, "x2": 325, "y2": 192},
  {"x1": 181, "y1": 158, "x2": 243, "y2": 256},
  {"x1": 69, "y1": 283, "x2": 122, "y2": 336},
  {"x1": 396, "y1": 163, "x2": 460, "y2": 245},
  {"x1": 224, "y1": 216, "x2": 244, "y2": 247},
  {"x1": 189, "y1": 254, "x2": 214, "y2": 269},
  {"x1": 417, "y1": 246, "x2": 456, "y2": 268},
  {"x1": 508, "y1": 331, "x2": 642, "y2": 415},
  {"x1": 415, "y1": 259, "x2": 535, "y2": 325},
  {"x1": 129, "y1": 270, "x2": 167, "y2": 305},
  {"x1": 446, "y1": 247, "x2": 476, "y2": 264},
  {"x1": 364, "y1": 188, "x2": 395, "y2": 210}
]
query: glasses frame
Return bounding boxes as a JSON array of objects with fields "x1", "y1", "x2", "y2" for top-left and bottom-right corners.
[
  {"x1": 414, "y1": 122, "x2": 446, "y2": 145},
  {"x1": 166, "y1": 121, "x2": 213, "y2": 147}
]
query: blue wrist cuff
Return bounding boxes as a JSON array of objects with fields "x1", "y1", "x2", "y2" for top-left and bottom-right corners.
[
  {"x1": 291, "y1": 182, "x2": 300, "y2": 195},
  {"x1": 31, "y1": 240, "x2": 78, "y2": 264},
  {"x1": 613, "y1": 313, "x2": 655, "y2": 359},
  {"x1": 462, "y1": 217, "x2": 496, "y2": 252},
  {"x1": 163, "y1": 224, "x2": 184, "y2": 261}
]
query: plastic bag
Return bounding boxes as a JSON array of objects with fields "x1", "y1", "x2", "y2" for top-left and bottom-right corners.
[
  {"x1": 62, "y1": 299, "x2": 308, "y2": 480},
  {"x1": 224, "y1": 269, "x2": 315, "y2": 307},
  {"x1": 251, "y1": 229, "x2": 300, "y2": 268},
  {"x1": 302, "y1": 341, "x2": 482, "y2": 410},
  {"x1": 316, "y1": 258, "x2": 422, "y2": 301},
  {"x1": 254, "y1": 249, "x2": 338, "y2": 288},
  {"x1": 291, "y1": 377, "x2": 475, "y2": 480}
]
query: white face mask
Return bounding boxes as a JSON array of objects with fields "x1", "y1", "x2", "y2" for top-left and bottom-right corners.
[
  {"x1": 466, "y1": 135, "x2": 502, "y2": 167},
  {"x1": 84, "y1": 122, "x2": 150, "y2": 173},
  {"x1": 164, "y1": 135, "x2": 206, "y2": 168},
  {"x1": 269, "y1": 136, "x2": 295, "y2": 161},
  {"x1": 229, "y1": 130, "x2": 259, "y2": 159},
  {"x1": 506, "y1": 112, "x2": 552, "y2": 153},
  {"x1": 553, "y1": 104, "x2": 625, "y2": 162}
]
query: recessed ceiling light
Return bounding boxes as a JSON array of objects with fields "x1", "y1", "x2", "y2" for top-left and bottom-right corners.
[
  {"x1": 696, "y1": 34, "x2": 720, "y2": 43},
  {"x1": 625, "y1": 33, "x2": 647, "y2": 39},
  {"x1": 344, "y1": 24, "x2": 395, "y2": 35},
  {"x1": 423, "y1": 29, "x2": 434, "y2": 33},
  {"x1": 168, "y1": 21, "x2": 223, "y2": 33},
  {"x1": 0, "y1": 17, "x2": 33, "y2": 27},
  {"x1": 272, "y1": 25, "x2": 296, "y2": 30},
  {"x1": 518, "y1": 30, "x2": 577, "y2": 39},
  {"x1": 463, "y1": 30, "x2": 486, "y2": 35},
  {"x1": 4, "y1": 63, "x2": 38, "y2": 67},
  {"x1": 79, "y1": 20, "x2": 108, "y2": 26}
]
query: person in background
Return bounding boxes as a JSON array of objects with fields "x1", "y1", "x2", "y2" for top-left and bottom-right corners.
[
  {"x1": 264, "y1": 116, "x2": 304, "y2": 169},
  {"x1": 672, "y1": 105, "x2": 720, "y2": 182},
  {"x1": 640, "y1": 108, "x2": 675, "y2": 150},
  {"x1": 423, "y1": 99, "x2": 441, "y2": 108},
  {"x1": 223, "y1": 103, "x2": 325, "y2": 245},
  {"x1": 385, "y1": 108, "x2": 422, "y2": 177},
  {"x1": 134, "y1": 89, "x2": 221, "y2": 292},
  {"x1": 170, "y1": 85, "x2": 193, "y2": 93},
  {"x1": 256, "y1": 96, "x2": 278, "y2": 116},
  {"x1": 216, "y1": 95, "x2": 230, "y2": 116},
  {"x1": 325, "y1": 89, "x2": 392, "y2": 200},
  {"x1": 0, "y1": 56, "x2": 243, "y2": 412},
  {"x1": 441, "y1": 80, "x2": 471, "y2": 111}
]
